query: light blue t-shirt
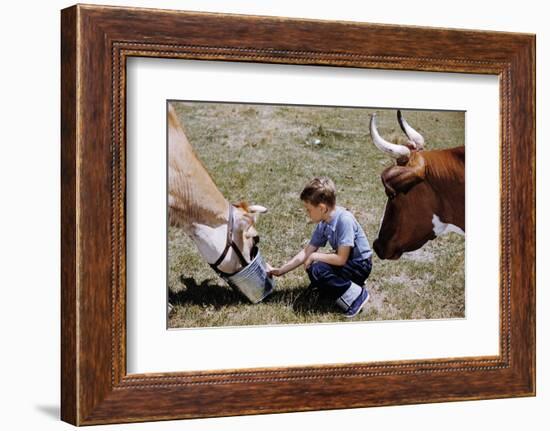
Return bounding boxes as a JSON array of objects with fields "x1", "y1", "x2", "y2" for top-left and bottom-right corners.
[{"x1": 310, "y1": 206, "x2": 372, "y2": 261}]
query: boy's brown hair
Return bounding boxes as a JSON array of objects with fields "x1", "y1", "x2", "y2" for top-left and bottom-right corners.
[{"x1": 300, "y1": 177, "x2": 336, "y2": 207}]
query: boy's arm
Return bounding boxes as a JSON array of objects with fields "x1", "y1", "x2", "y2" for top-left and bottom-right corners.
[
  {"x1": 306, "y1": 245, "x2": 351, "y2": 268},
  {"x1": 271, "y1": 244, "x2": 318, "y2": 276},
  {"x1": 306, "y1": 213, "x2": 354, "y2": 268}
]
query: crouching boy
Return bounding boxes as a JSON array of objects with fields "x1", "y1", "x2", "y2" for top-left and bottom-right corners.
[{"x1": 268, "y1": 177, "x2": 373, "y2": 317}]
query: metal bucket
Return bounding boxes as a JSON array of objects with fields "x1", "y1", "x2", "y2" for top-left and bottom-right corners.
[{"x1": 226, "y1": 250, "x2": 275, "y2": 303}]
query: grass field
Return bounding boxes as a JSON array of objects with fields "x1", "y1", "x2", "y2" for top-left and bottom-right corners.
[{"x1": 168, "y1": 101, "x2": 465, "y2": 329}]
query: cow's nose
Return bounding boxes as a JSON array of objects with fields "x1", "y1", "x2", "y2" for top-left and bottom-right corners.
[
  {"x1": 374, "y1": 240, "x2": 403, "y2": 260},
  {"x1": 253, "y1": 235, "x2": 260, "y2": 244},
  {"x1": 373, "y1": 239, "x2": 397, "y2": 260}
]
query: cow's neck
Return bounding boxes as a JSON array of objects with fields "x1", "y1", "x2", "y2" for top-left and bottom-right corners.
[
  {"x1": 172, "y1": 184, "x2": 248, "y2": 271},
  {"x1": 173, "y1": 167, "x2": 228, "y2": 226},
  {"x1": 169, "y1": 114, "x2": 228, "y2": 227},
  {"x1": 424, "y1": 148, "x2": 465, "y2": 230},
  {"x1": 168, "y1": 107, "x2": 249, "y2": 272},
  {"x1": 434, "y1": 183, "x2": 464, "y2": 229},
  {"x1": 171, "y1": 179, "x2": 240, "y2": 267}
]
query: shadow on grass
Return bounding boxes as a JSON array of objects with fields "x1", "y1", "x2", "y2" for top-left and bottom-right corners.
[
  {"x1": 169, "y1": 276, "x2": 247, "y2": 309},
  {"x1": 264, "y1": 285, "x2": 339, "y2": 315},
  {"x1": 171, "y1": 276, "x2": 339, "y2": 315}
]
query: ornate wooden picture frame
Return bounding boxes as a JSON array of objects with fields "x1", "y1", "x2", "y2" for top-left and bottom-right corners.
[{"x1": 61, "y1": 4, "x2": 535, "y2": 425}]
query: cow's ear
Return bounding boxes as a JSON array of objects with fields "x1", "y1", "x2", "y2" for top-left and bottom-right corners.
[
  {"x1": 381, "y1": 157, "x2": 426, "y2": 197},
  {"x1": 248, "y1": 205, "x2": 268, "y2": 214},
  {"x1": 247, "y1": 205, "x2": 267, "y2": 224}
]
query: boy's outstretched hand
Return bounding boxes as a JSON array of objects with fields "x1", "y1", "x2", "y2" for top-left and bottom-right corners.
[{"x1": 266, "y1": 262, "x2": 283, "y2": 277}]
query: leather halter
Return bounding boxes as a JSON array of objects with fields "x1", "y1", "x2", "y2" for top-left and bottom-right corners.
[{"x1": 209, "y1": 204, "x2": 250, "y2": 277}]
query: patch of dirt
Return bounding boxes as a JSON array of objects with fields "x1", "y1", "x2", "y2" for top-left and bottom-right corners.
[
  {"x1": 401, "y1": 248, "x2": 435, "y2": 263},
  {"x1": 363, "y1": 286, "x2": 386, "y2": 314}
]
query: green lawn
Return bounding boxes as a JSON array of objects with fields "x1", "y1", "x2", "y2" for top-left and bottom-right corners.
[{"x1": 168, "y1": 102, "x2": 465, "y2": 328}]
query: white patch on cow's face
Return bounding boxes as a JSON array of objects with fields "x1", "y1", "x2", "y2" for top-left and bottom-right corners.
[
  {"x1": 432, "y1": 214, "x2": 465, "y2": 237},
  {"x1": 191, "y1": 223, "x2": 228, "y2": 264},
  {"x1": 191, "y1": 221, "x2": 253, "y2": 273}
]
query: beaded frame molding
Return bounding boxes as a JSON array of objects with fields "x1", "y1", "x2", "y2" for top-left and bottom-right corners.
[{"x1": 61, "y1": 4, "x2": 535, "y2": 425}]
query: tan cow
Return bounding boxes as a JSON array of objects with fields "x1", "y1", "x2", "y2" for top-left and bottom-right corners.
[
  {"x1": 168, "y1": 103, "x2": 267, "y2": 275},
  {"x1": 370, "y1": 110, "x2": 465, "y2": 260}
]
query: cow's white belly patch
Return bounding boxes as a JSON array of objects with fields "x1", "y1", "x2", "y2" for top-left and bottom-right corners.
[{"x1": 432, "y1": 214, "x2": 465, "y2": 236}]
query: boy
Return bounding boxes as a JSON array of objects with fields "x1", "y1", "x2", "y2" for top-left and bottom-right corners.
[{"x1": 268, "y1": 177, "x2": 373, "y2": 317}]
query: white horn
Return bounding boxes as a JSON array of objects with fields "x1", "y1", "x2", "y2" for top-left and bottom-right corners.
[
  {"x1": 397, "y1": 110, "x2": 425, "y2": 150},
  {"x1": 370, "y1": 113, "x2": 410, "y2": 160}
]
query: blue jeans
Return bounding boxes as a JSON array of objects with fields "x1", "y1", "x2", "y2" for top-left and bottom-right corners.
[{"x1": 306, "y1": 257, "x2": 372, "y2": 301}]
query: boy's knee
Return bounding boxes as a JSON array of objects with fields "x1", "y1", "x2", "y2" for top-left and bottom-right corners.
[{"x1": 308, "y1": 261, "x2": 332, "y2": 281}]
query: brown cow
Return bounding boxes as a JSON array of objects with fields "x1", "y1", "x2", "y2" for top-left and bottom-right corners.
[
  {"x1": 168, "y1": 103, "x2": 267, "y2": 274},
  {"x1": 370, "y1": 111, "x2": 465, "y2": 260}
]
